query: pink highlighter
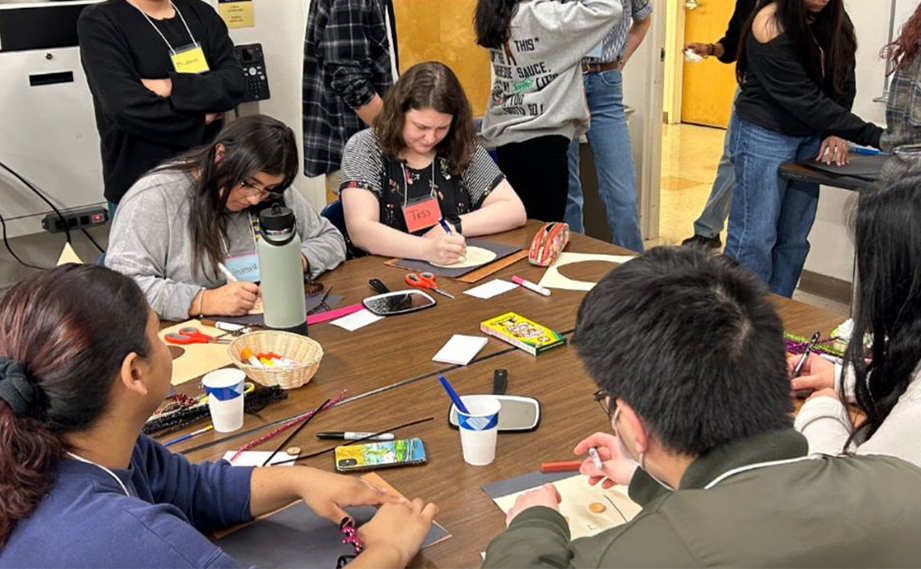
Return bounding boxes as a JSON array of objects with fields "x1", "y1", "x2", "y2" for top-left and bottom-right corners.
[{"x1": 511, "y1": 275, "x2": 551, "y2": 297}]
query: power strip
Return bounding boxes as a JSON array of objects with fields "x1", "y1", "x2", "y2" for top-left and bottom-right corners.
[{"x1": 41, "y1": 206, "x2": 108, "y2": 234}]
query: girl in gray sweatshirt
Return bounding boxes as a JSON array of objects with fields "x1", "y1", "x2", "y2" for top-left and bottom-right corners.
[{"x1": 475, "y1": 0, "x2": 624, "y2": 222}]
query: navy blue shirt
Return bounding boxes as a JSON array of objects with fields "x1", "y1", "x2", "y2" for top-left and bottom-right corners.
[{"x1": 1, "y1": 435, "x2": 253, "y2": 568}]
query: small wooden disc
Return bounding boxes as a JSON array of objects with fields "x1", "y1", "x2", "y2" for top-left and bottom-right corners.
[
  {"x1": 286, "y1": 446, "x2": 301, "y2": 456},
  {"x1": 589, "y1": 502, "x2": 606, "y2": 514}
]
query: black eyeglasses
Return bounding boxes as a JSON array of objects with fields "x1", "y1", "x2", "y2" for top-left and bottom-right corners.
[{"x1": 593, "y1": 389, "x2": 613, "y2": 419}]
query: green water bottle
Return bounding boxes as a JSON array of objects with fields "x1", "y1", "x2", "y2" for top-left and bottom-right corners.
[{"x1": 257, "y1": 203, "x2": 308, "y2": 335}]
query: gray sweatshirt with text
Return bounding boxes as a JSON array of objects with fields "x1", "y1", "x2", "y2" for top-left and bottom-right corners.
[
  {"x1": 106, "y1": 170, "x2": 345, "y2": 321},
  {"x1": 479, "y1": 0, "x2": 624, "y2": 148}
]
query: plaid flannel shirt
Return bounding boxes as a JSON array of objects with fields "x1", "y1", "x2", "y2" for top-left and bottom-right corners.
[
  {"x1": 302, "y1": 0, "x2": 397, "y2": 177},
  {"x1": 887, "y1": 54, "x2": 921, "y2": 151}
]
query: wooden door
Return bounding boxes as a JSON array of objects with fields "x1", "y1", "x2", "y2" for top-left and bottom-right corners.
[
  {"x1": 681, "y1": 0, "x2": 737, "y2": 128},
  {"x1": 392, "y1": 0, "x2": 491, "y2": 117}
]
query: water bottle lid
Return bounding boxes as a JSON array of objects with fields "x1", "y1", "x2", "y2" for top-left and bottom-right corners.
[{"x1": 260, "y1": 203, "x2": 295, "y2": 230}]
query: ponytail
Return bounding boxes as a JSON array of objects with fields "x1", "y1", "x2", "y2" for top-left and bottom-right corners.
[
  {"x1": 0, "y1": 264, "x2": 151, "y2": 548},
  {"x1": 474, "y1": 0, "x2": 520, "y2": 49}
]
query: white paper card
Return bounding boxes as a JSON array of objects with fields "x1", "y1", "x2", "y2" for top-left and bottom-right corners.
[
  {"x1": 433, "y1": 334, "x2": 488, "y2": 366},
  {"x1": 331, "y1": 309, "x2": 384, "y2": 331},
  {"x1": 223, "y1": 451, "x2": 295, "y2": 467},
  {"x1": 464, "y1": 279, "x2": 518, "y2": 299}
]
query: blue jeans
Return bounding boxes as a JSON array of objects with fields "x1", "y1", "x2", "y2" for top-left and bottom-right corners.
[
  {"x1": 565, "y1": 69, "x2": 644, "y2": 252},
  {"x1": 725, "y1": 117, "x2": 821, "y2": 297},
  {"x1": 692, "y1": 88, "x2": 740, "y2": 239}
]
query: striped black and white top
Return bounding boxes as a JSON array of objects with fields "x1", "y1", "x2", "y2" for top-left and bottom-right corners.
[{"x1": 339, "y1": 129, "x2": 505, "y2": 234}]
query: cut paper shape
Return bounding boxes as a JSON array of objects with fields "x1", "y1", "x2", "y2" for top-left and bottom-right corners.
[
  {"x1": 537, "y1": 252, "x2": 636, "y2": 292},
  {"x1": 431, "y1": 246, "x2": 497, "y2": 269},
  {"x1": 157, "y1": 320, "x2": 233, "y2": 386},
  {"x1": 492, "y1": 474, "x2": 641, "y2": 539},
  {"x1": 223, "y1": 451, "x2": 295, "y2": 467},
  {"x1": 331, "y1": 308, "x2": 383, "y2": 331},
  {"x1": 57, "y1": 243, "x2": 83, "y2": 265}
]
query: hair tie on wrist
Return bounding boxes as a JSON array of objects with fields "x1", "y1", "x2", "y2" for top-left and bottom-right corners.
[{"x1": 0, "y1": 356, "x2": 46, "y2": 417}]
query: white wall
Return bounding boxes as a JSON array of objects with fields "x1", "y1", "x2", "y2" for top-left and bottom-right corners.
[
  {"x1": 803, "y1": 0, "x2": 893, "y2": 282},
  {"x1": 204, "y1": 0, "x2": 326, "y2": 209}
]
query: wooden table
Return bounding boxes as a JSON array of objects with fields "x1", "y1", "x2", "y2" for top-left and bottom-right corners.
[{"x1": 172, "y1": 222, "x2": 846, "y2": 567}]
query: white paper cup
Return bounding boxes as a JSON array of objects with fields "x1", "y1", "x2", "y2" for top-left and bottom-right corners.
[
  {"x1": 202, "y1": 368, "x2": 246, "y2": 432},
  {"x1": 457, "y1": 396, "x2": 501, "y2": 466}
]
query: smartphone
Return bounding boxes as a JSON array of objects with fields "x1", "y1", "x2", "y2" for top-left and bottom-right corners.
[{"x1": 334, "y1": 438, "x2": 427, "y2": 472}]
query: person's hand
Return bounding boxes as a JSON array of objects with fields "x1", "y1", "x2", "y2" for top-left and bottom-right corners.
[
  {"x1": 684, "y1": 42, "x2": 712, "y2": 57},
  {"x1": 296, "y1": 469, "x2": 402, "y2": 524},
  {"x1": 202, "y1": 282, "x2": 260, "y2": 316},
  {"x1": 506, "y1": 483, "x2": 560, "y2": 526},
  {"x1": 788, "y1": 352, "x2": 836, "y2": 395},
  {"x1": 205, "y1": 112, "x2": 224, "y2": 125},
  {"x1": 806, "y1": 388, "x2": 840, "y2": 403},
  {"x1": 816, "y1": 136, "x2": 850, "y2": 166},
  {"x1": 422, "y1": 226, "x2": 466, "y2": 265},
  {"x1": 141, "y1": 78, "x2": 173, "y2": 98},
  {"x1": 573, "y1": 432, "x2": 639, "y2": 489},
  {"x1": 358, "y1": 498, "x2": 438, "y2": 567}
]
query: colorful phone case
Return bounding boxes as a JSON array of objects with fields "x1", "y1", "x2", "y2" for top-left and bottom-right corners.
[{"x1": 334, "y1": 438, "x2": 427, "y2": 472}]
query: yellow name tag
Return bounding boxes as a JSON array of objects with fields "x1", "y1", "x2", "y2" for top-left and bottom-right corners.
[{"x1": 171, "y1": 45, "x2": 210, "y2": 74}]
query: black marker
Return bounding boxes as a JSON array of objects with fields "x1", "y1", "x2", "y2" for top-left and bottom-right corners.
[{"x1": 317, "y1": 431, "x2": 395, "y2": 441}]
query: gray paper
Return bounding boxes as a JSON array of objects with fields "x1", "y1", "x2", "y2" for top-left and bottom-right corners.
[
  {"x1": 395, "y1": 239, "x2": 521, "y2": 278},
  {"x1": 482, "y1": 470, "x2": 578, "y2": 499},
  {"x1": 217, "y1": 502, "x2": 449, "y2": 568}
]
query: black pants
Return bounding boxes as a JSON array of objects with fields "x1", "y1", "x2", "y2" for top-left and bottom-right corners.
[{"x1": 496, "y1": 135, "x2": 570, "y2": 223}]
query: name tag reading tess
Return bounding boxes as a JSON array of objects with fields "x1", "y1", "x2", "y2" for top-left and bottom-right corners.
[
  {"x1": 402, "y1": 196, "x2": 442, "y2": 233},
  {"x1": 171, "y1": 43, "x2": 210, "y2": 74}
]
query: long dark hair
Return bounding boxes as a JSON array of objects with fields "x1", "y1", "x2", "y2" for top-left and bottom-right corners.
[
  {"x1": 375, "y1": 62, "x2": 476, "y2": 173},
  {"x1": 884, "y1": 3, "x2": 921, "y2": 71},
  {"x1": 0, "y1": 264, "x2": 151, "y2": 549},
  {"x1": 845, "y1": 176, "x2": 921, "y2": 446},
  {"x1": 157, "y1": 115, "x2": 299, "y2": 278},
  {"x1": 737, "y1": 0, "x2": 857, "y2": 102},
  {"x1": 474, "y1": 0, "x2": 520, "y2": 49}
]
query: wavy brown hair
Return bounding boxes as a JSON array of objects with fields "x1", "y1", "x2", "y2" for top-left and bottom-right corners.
[
  {"x1": 884, "y1": 3, "x2": 921, "y2": 71},
  {"x1": 375, "y1": 62, "x2": 476, "y2": 174},
  {"x1": 0, "y1": 265, "x2": 150, "y2": 549}
]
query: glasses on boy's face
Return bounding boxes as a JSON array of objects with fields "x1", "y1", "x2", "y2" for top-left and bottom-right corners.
[{"x1": 593, "y1": 389, "x2": 613, "y2": 419}]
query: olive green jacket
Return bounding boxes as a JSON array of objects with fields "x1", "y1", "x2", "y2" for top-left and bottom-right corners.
[{"x1": 483, "y1": 429, "x2": 921, "y2": 567}]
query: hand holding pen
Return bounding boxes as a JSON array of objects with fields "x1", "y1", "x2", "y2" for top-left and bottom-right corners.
[{"x1": 422, "y1": 222, "x2": 466, "y2": 265}]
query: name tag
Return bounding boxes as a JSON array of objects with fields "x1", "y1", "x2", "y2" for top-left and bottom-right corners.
[
  {"x1": 402, "y1": 196, "x2": 442, "y2": 233},
  {"x1": 171, "y1": 43, "x2": 210, "y2": 74},
  {"x1": 224, "y1": 253, "x2": 260, "y2": 282}
]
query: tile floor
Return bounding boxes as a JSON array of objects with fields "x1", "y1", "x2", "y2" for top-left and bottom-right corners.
[{"x1": 651, "y1": 123, "x2": 850, "y2": 318}]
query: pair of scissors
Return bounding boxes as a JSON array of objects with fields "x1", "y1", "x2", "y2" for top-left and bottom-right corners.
[
  {"x1": 404, "y1": 272, "x2": 454, "y2": 298},
  {"x1": 164, "y1": 327, "x2": 232, "y2": 346}
]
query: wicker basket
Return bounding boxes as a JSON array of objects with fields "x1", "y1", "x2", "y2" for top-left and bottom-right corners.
[{"x1": 228, "y1": 331, "x2": 323, "y2": 389}]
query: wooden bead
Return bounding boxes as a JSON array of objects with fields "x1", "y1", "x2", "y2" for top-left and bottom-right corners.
[{"x1": 589, "y1": 502, "x2": 606, "y2": 514}]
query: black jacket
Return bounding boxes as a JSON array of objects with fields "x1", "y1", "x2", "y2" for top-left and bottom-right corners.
[
  {"x1": 78, "y1": 0, "x2": 245, "y2": 204},
  {"x1": 717, "y1": 0, "x2": 757, "y2": 64},
  {"x1": 735, "y1": 33, "x2": 883, "y2": 146}
]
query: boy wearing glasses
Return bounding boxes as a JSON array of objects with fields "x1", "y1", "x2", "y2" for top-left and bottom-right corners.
[{"x1": 483, "y1": 247, "x2": 921, "y2": 567}]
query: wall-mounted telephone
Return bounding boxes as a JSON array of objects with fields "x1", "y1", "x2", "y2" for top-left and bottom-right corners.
[{"x1": 234, "y1": 43, "x2": 270, "y2": 102}]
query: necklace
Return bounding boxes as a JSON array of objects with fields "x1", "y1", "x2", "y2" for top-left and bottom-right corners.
[{"x1": 65, "y1": 451, "x2": 131, "y2": 497}]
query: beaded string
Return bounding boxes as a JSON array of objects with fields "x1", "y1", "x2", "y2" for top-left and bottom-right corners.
[
  {"x1": 229, "y1": 389, "x2": 347, "y2": 462},
  {"x1": 784, "y1": 332, "x2": 845, "y2": 359}
]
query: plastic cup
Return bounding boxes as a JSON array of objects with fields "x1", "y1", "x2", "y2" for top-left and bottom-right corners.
[
  {"x1": 457, "y1": 396, "x2": 501, "y2": 466},
  {"x1": 201, "y1": 368, "x2": 246, "y2": 432}
]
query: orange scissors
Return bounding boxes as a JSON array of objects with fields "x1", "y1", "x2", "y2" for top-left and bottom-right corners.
[
  {"x1": 164, "y1": 327, "x2": 231, "y2": 346},
  {"x1": 404, "y1": 272, "x2": 454, "y2": 299}
]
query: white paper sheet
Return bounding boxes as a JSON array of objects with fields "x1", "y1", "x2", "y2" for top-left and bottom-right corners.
[
  {"x1": 463, "y1": 279, "x2": 519, "y2": 299},
  {"x1": 432, "y1": 334, "x2": 488, "y2": 366},
  {"x1": 223, "y1": 451, "x2": 296, "y2": 467},
  {"x1": 330, "y1": 309, "x2": 383, "y2": 331}
]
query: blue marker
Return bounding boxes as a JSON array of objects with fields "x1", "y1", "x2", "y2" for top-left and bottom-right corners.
[{"x1": 438, "y1": 374, "x2": 470, "y2": 414}]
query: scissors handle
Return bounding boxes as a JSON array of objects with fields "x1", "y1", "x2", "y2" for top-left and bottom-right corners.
[
  {"x1": 165, "y1": 333, "x2": 205, "y2": 345},
  {"x1": 405, "y1": 273, "x2": 433, "y2": 290}
]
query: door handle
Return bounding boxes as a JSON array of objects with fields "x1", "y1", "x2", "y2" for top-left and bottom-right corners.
[{"x1": 685, "y1": 0, "x2": 700, "y2": 10}]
